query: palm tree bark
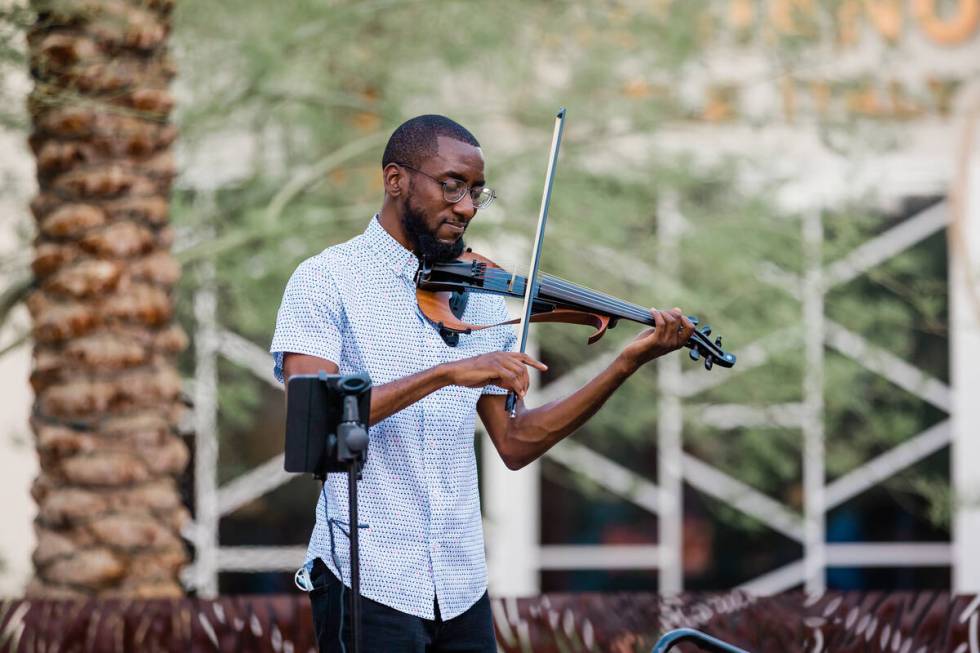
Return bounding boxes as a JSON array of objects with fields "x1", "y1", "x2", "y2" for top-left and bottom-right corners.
[{"x1": 25, "y1": 0, "x2": 188, "y2": 598}]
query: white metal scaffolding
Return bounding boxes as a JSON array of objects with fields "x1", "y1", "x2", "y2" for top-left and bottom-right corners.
[
  {"x1": 185, "y1": 193, "x2": 975, "y2": 596},
  {"x1": 485, "y1": 197, "x2": 966, "y2": 596}
]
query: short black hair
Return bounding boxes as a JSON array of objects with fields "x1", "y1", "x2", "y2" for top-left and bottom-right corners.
[{"x1": 381, "y1": 115, "x2": 480, "y2": 169}]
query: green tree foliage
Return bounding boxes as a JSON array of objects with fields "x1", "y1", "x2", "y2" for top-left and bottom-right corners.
[
  {"x1": 166, "y1": 0, "x2": 951, "y2": 536},
  {"x1": 0, "y1": 0, "x2": 952, "y2": 563}
]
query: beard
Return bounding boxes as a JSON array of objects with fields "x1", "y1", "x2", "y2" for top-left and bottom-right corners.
[{"x1": 401, "y1": 196, "x2": 466, "y2": 263}]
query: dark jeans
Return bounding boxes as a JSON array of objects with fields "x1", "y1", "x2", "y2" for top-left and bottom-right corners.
[{"x1": 308, "y1": 558, "x2": 497, "y2": 653}]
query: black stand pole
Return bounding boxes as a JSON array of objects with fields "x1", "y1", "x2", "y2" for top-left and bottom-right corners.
[
  {"x1": 337, "y1": 392, "x2": 368, "y2": 653},
  {"x1": 347, "y1": 465, "x2": 361, "y2": 653}
]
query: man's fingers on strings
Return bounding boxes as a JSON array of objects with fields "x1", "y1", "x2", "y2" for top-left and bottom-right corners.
[
  {"x1": 680, "y1": 313, "x2": 695, "y2": 340},
  {"x1": 651, "y1": 308, "x2": 665, "y2": 332},
  {"x1": 668, "y1": 307, "x2": 686, "y2": 342},
  {"x1": 671, "y1": 307, "x2": 688, "y2": 328},
  {"x1": 660, "y1": 310, "x2": 678, "y2": 342}
]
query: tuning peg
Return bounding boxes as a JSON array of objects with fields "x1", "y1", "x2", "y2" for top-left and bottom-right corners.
[
  {"x1": 689, "y1": 348, "x2": 700, "y2": 361},
  {"x1": 714, "y1": 336, "x2": 722, "y2": 348},
  {"x1": 699, "y1": 325, "x2": 712, "y2": 337},
  {"x1": 704, "y1": 356, "x2": 714, "y2": 371},
  {"x1": 687, "y1": 315, "x2": 699, "y2": 325}
]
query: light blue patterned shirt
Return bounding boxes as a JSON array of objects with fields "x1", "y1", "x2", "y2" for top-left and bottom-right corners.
[{"x1": 270, "y1": 216, "x2": 516, "y2": 620}]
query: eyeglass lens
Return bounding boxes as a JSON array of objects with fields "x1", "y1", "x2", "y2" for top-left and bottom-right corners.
[{"x1": 442, "y1": 179, "x2": 494, "y2": 208}]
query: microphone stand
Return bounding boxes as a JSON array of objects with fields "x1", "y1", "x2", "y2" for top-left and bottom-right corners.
[{"x1": 336, "y1": 394, "x2": 369, "y2": 653}]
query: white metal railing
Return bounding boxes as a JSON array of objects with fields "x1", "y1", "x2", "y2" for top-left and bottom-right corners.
[
  {"x1": 185, "y1": 199, "x2": 961, "y2": 597},
  {"x1": 522, "y1": 199, "x2": 957, "y2": 595}
]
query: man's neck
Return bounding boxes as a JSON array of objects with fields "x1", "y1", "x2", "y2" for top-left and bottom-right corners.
[{"x1": 378, "y1": 203, "x2": 415, "y2": 254}]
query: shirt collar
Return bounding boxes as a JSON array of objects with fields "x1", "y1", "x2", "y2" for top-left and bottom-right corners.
[{"x1": 364, "y1": 214, "x2": 420, "y2": 280}]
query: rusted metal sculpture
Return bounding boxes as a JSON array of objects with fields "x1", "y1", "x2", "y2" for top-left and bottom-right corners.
[{"x1": 0, "y1": 592, "x2": 976, "y2": 652}]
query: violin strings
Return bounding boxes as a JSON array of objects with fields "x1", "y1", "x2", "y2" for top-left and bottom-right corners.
[
  {"x1": 479, "y1": 267, "x2": 653, "y2": 323},
  {"x1": 540, "y1": 276, "x2": 716, "y2": 349},
  {"x1": 545, "y1": 276, "x2": 717, "y2": 349},
  {"x1": 543, "y1": 276, "x2": 654, "y2": 322},
  {"x1": 481, "y1": 268, "x2": 650, "y2": 322},
  {"x1": 475, "y1": 267, "x2": 717, "y2": 351}
]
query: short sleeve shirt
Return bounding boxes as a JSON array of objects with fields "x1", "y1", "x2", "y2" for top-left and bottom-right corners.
[{"x1": 270, "y1": 215, "x2": 517, "y2": 620}]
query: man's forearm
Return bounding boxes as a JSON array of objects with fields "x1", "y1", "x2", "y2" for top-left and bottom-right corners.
[
  {"x1": 286, "y1": 350, "x2": 543, "y2": 428},
  {"x1": 503, "y1": 355, "x2": 636, "y2": 466},
  {"x1": 368, "y1": 364, "x2": 452, "y2": 425}
]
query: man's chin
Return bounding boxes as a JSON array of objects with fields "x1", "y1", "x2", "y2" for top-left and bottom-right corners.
[
  {"x1": 432, "y1": 235, "x2": 466, "y2": 262},
  {"x1": 401, "y1": 202, "x2": 465, "y2": 261}
]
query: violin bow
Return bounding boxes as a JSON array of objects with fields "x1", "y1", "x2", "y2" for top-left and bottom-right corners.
[{"x1": 506, "y1": 107, "x2": 567, "y2": 418}]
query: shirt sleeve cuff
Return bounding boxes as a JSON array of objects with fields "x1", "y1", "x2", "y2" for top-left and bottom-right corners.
[{"x1": 271, "y1": 345, "x2": 341, "y2": 383}]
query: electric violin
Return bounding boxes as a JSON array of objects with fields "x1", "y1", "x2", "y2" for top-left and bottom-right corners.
[{"x1": 415, "y1": 249, "x2": 737, "y2": 370}]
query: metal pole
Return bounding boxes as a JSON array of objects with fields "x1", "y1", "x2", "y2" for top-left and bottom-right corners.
[
  {"x1": 348, "y1": 466, "x2": 361, "y2": 653},
  {"x1": 657, "y1": 193, "x2": 684, "y2": 595},
  {"x1": 802, "y1": 210, "x2": 826, "y2": 595},
  {"x1": 482, "y1": 336, "x2": 541, "y2": 595},
  {"x1": 193, "y1": 259, "x2": 220, "y2": 597},
  {"x1": 951, "y1": 119, "x2": 980, "y2": 592}
]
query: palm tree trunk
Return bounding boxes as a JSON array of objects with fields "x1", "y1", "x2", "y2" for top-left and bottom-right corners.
[{"x1": 25, "y1": 0, "x2": 187, "y2": 598}]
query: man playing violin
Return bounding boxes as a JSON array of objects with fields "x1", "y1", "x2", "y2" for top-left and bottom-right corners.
[{"x1": 271, "y1": 114, "x2": 694, "y2": 653}]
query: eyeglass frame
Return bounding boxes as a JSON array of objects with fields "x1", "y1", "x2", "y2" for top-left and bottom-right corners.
[{"x1": 393, "y1": 162, "x2": 496, "y2": 209}]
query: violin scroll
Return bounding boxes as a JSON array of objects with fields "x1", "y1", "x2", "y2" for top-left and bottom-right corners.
[{"x1": 687, "y1": 320, "x2": 736, "y2": 370}]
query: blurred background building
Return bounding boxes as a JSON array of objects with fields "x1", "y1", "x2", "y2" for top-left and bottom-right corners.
[{"x1": 1, "y1": 0, "x2": 979, "y2": 599}]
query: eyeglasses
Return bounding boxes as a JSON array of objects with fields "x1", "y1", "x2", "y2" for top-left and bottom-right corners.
[{"x1": 395, "y1": 163, "x2": 496, "y2": 210}]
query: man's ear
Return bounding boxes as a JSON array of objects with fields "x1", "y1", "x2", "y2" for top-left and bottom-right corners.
[{"x1": 383, "y1": 163, "x2": 406, "y2": 197}]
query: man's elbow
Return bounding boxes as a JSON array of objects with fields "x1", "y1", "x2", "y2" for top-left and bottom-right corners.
[
  {"x1": 498, "y1": 444, "x2": 532, "y2": 471},
  {"x1": 496, "y1": 425, "x2": 550, "y2": 470}
]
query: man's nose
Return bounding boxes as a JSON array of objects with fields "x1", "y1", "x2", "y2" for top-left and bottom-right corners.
[{"x1": 452, "y1": 193, "x2": 477, "y2": 219}]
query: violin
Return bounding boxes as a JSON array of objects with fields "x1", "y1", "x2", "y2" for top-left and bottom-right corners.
[{"x1": 415, "y1": 249, "x2": 737, "y2": 370}]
